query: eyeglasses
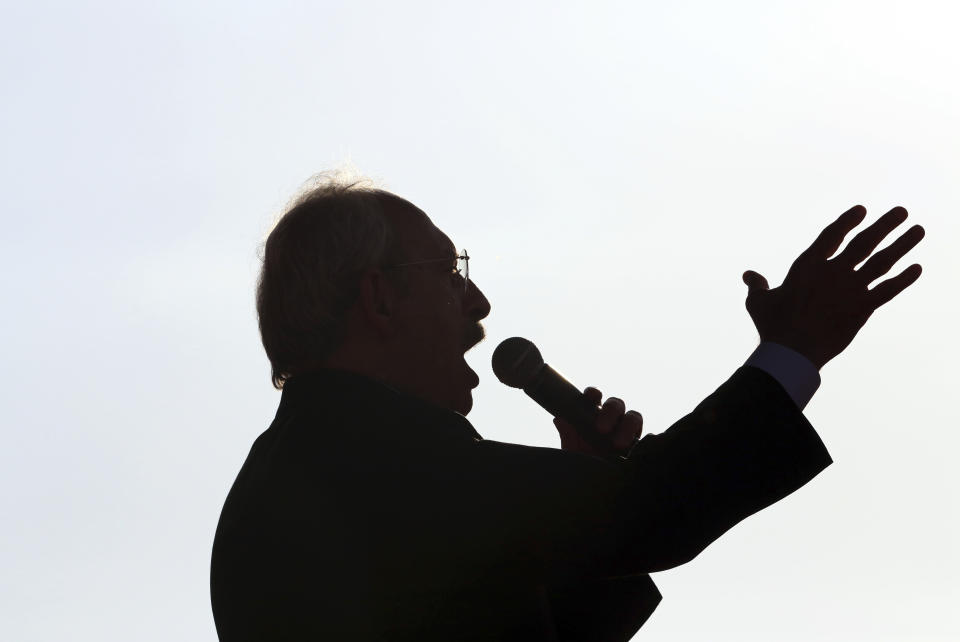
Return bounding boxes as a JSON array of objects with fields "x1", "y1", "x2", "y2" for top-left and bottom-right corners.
[{"x1": 383, "y1": 249, "x2": 470, "y2": 292}]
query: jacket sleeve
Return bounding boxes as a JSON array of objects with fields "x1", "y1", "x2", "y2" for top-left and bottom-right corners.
[
  {"x1": 465, "y1": 365, "x2": 833, "y2": 584},
  {"x1": 618, "y1": 365, "x2": 832, "y2": 571}
]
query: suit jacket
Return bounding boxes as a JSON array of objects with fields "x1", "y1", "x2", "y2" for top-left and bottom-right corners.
[{"x1": 210, "y1": 365, "x2": 832, "y2": 641}]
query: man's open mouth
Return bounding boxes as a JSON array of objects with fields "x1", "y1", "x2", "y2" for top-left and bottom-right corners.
[{"x1": 464, "y1": 323, "x2": 486, "y2": 353}]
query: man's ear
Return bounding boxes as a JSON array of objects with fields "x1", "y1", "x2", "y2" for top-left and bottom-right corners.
[{"x1": 357, "y1": 269, "x2": 397, "y2": 336}]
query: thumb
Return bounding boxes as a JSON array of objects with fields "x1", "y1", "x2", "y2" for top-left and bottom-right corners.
[
  {"x1": 553, "y1": 417, "x2": 586, "y2": 451},
  {"x1": 553, "y1": 417, "x2": 576, "y2": 442},
  {"x1": 742, "y1": 270, "x2": 769, "y2": 292}
]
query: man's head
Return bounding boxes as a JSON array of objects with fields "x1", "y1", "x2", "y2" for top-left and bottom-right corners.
[{"x1": 256, "y1": 173, "x2": 491, "y2": 415}]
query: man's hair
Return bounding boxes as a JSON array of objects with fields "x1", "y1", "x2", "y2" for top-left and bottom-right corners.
[{"x1": 256, "y1": 172, "x2": 407, "y2": 389}]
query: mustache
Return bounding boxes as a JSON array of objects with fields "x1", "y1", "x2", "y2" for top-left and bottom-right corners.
[{"x1": 464, "y1": 323, "x2": 486, "y2": 352}]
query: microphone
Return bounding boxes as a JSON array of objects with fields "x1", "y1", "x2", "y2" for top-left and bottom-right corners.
[{"x1": 492, "y1": 337, "x2": 632, "y2": 459}]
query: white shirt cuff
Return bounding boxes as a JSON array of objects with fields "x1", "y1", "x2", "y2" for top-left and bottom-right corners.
[{"x1": 744, "y1": 342, "x2": 821, "y2": 411}]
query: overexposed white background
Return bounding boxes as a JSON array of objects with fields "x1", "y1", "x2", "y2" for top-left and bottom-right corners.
[{"x1": 2, "y1": 1, "x2": 957, "y2": 640}]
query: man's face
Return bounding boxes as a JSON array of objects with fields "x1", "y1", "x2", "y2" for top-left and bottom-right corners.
[{"x1": 382, "y1": 198, "x2": 491, "y2": 416}]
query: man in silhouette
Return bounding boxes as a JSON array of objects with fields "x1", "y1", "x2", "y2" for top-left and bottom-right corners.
[{"x1": 211, "y1": 175, "x2": 924, "y2": 641}]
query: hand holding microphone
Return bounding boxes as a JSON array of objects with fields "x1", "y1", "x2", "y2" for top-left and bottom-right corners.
[
  {"x1": 492, "y1": 337, "x2": 643, "y2": 460},
  {"x1": 553, "y1": 386, "x2": 644, "y2": 458}
]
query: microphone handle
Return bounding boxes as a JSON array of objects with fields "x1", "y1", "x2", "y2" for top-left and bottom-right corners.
[{"x1": 524, "y1": 364, "x2": 626, "y2": 459}]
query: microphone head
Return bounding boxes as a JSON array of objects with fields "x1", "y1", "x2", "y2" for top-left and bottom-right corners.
[{"x1": 492, "y1": 337, "x2": 544, "y2": 389}]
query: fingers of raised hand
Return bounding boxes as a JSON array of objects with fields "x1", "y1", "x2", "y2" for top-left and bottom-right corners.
[
  {"x1": 856, "y1": 224, "x2": 926, "y2": 285},
  {"x1": 805, "y1": 204, "x2": 867, "y2": 260},
  {"x1": 869, "y1": 263, "x2": 923, "y2": 309},
  {"x1": 834, "y1": 206, "x2": 909, "y2": 267}
]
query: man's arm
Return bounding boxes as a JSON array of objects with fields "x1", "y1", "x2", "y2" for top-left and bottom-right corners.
[
  {"x1": 545, "y1": 203, "x2": 925, "y2": 577},
  {"x1": 448, "y1": 205, "x2": 923, "y2": 593},
  {"x1": 557, "y1": 203, "x2": 923, "y2": 462},
  {"x1": 617, "y1": 363, "x2": 832, "y2": 572},
  {"x1": 467, "y1": 361, "x2": 831, "y2": 585}
]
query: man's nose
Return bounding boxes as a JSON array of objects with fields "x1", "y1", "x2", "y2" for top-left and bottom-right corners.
[{"x1": 465, "y1": 279, "x2": 491, "y2": 320}]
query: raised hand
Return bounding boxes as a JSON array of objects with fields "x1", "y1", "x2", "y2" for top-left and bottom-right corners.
[
  {"x1": 553, "y1": 387, "x2": 643, "y2": 457},
  {"x1": 742, "y1": 205, "x2": 925, "y2": 370}
]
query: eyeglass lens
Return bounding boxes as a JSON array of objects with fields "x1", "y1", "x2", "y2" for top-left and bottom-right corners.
[{"x1": 458, "y1": 250, "x2": 469, "y2": 292}]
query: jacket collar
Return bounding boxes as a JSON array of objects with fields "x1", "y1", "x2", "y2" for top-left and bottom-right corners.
[{"x1": 278, "y1": 368, "x2": 484, "y2": 446}]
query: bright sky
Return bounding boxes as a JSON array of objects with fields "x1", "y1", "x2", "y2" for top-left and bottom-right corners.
[{"x1": 2, "y1": 1, "x2": 957, "y2": 640}]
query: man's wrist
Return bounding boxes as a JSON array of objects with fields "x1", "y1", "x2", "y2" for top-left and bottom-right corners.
[
  {"x1": 758, "y1": 334, "x2": 825, "y2": 371},
  {"x1": 744, "y1": 341, "x2": 822, "y2": 411}
]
